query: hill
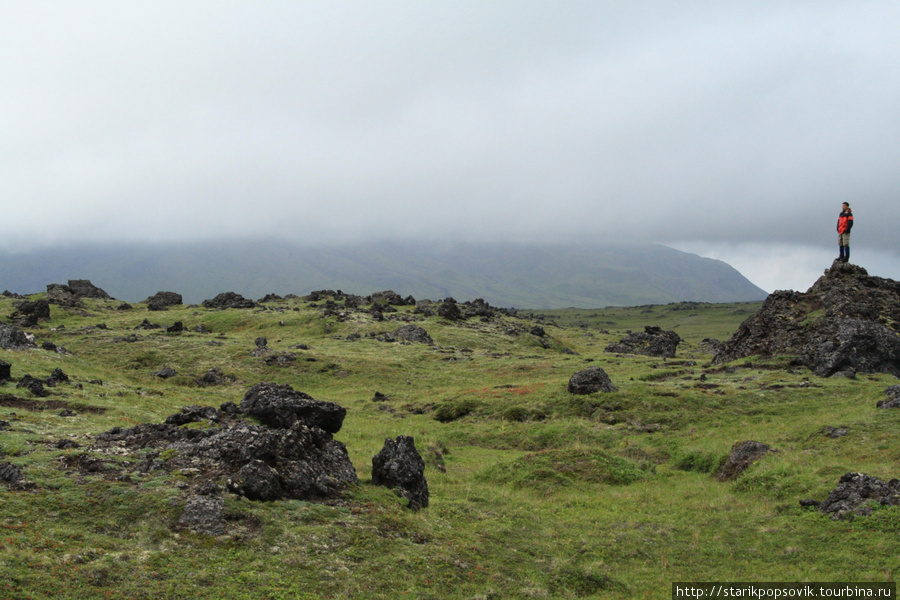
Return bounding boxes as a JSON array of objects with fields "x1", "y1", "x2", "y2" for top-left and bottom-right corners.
[
  {"x1": 0, "y1": 240, "x2": 768, "y2": 307},
  {"x1": 1, "y1": 286, "x2": 899, "y2": 597}
]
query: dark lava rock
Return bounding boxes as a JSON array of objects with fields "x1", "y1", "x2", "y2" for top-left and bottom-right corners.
[
  {"x1": 815, "y1": 472, "x2": 900, "y2": 520},
  {"x1": 0, "y1": 462, "x2": 24, "y2": 487},
  {"x1": 369, "y1": 290, "x2": 405, "y2": 306},
  {"x1": 240, "y1": 382, "x2": 346, "y2": 433},
  {"x1": 258, "y1": 293, "x2": 284, "y2": 303},
  {"x1": 437, "y1": 298, "x2": 462, "y2": 321},
  {"x1": 145, "y1": 291, "x2": 183, "y2": 311},
  {"x1": 95, "y1": 405, "x2": 358, "y2": 503},
  {"x1": 392, "y1": 325, "x2": 433, "y2": 345},
  {"x1": 66, "y1": 279, "x2": 112, "y2": 299},
  {"x1": 0, "y1": 360, "x2": 10, "y2": 383},
  {"x1": 606, "y1": 326, "x2": 682, "y2": 358},
  {"x1": 17, "y1": 374, "x2": 48, "y2": 397},
  {"x1": 196, "y1": 368, "x2": 234, "y2": 387},
  {"x1": 179, "y1": 494, "x2": 225, "y2": 536},
  {"x1": 153, "y1": 366, "x2": 177, "y2": 379},
  {"x1": 567, "y1": 366, "x2": 617, "y2": 395},
  {"x1": 165, "y1": 405, "x2": 221, "y2": 426},
  {"x1": 10, "y1": 299, "x2": 50, "y2": 326},
  {"x1": 47, "y1": 368, "x2": 69, "y2": 386},
  {"x1": 135, "y1": 319, "x2": 162, "y2": 330},
  {"x1": 0, "y1": 324, "x2": 36, "y2": 351},
  {"x1": 877, "y1": 385, "x2": 900, "y2": 409},
  {"x1": 166, "y1": 321, "x2": 185, "y2": 333},
  {"x1": 372, "y1": 436, "x2": 429, "y2": 510},
  {"x1": 715, "y1": 441, "x2": 775, "y2": 482},
  {"x1": 46, "y1": 284, "x2": 82, "y2": 307},
  {"x1": 530, "y1": 325, "x2": 546, "y2": 338},
  {"x1": 715, "y1": 262, "x2": 900, "y2": 377},
  {"x1": 202, "y1": 292, "x2": 258, "y2": 310}
]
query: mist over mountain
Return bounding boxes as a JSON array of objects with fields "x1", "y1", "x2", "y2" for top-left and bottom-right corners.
[{"x1": 0, "y1": 240, "x2": 767, "y2": 308}]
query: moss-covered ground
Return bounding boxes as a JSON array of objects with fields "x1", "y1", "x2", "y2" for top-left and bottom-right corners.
[{"x1": 1, "y1": 294, "x2": 897, "y2": 599}]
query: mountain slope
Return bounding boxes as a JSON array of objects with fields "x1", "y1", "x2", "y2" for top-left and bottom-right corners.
[{"x1": 0, "y1": 240, "x2": 767, "y2": 307}]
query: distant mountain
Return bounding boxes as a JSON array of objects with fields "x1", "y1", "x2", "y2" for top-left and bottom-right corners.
[{"x1": 0, "y1": 240, "x2": 768, "y2": 308}]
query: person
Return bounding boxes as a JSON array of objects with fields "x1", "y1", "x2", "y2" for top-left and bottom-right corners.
[{"x1": 837, "y1": 202, "x2": 854, "y2": 262}]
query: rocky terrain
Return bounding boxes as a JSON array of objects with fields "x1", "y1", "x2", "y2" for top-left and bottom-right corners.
[{"x1": 715, "y1": 261, "x2": 900, "y2": 377}]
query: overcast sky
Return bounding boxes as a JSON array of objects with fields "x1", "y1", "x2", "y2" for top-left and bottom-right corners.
[{"x1": 2, "y1": 1, "x2": 898, "y2": 292}]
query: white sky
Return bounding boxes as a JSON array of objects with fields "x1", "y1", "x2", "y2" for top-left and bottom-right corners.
[{"x1": 2, "y1": 1, "x2": 898, "y2": 293}]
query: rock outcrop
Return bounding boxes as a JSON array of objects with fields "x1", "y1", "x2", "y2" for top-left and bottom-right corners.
[
  {"x1": 145, "y1": 291, "x2": 183, "y2": 311},
  {"x1": 567, "y1": 366, "x2": 617, "y2": 395},
  {"x1": 804, "y1": 472, "x2": 900, "y2": 520},
  {"x1": 715, "y1": 262, "x2": 900, "y2": 377},
  {"x1": 605, "y1": 326, "x2": 682, "y2": 358},
  {"x1": 715, "y1": 440, "x2": 775, "y2": 481},
  {"x1": 202, "y1": 292, "x2": 258, "y2": 310},
  {"x1": 371, "y1": 436, "x2": 429, "y2": 510},
  {"x1": 0, "y1": 324, "x2": 35, "y2": 351},
  {"x1": 92, "y1": 385, "x2": 358, "y2": 503},
  {"x1": 239, "y1": 382, "x2": 346, "y2": 433}
]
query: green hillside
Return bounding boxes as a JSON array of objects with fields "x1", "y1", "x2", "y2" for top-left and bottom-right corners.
[{"x1": 1, "y1": 292, "x2": 897, "y2": 599}]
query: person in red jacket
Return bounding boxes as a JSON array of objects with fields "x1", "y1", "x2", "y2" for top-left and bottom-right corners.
[{"x1": 837, "y1": 202, "x2": 854, "y2": 262}]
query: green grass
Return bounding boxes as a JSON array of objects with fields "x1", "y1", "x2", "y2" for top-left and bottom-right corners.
[{"x1": 1, "y1": 293, "x2": 899, "y2": 599}]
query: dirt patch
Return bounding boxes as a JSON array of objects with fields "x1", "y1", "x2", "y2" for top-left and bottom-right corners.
[{"x1": 0, "y1": 393, "x2": 107, "y2": 414}]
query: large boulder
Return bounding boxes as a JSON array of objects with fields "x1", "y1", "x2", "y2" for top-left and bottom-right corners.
[
  {"x1": 0, "y1": 324, "x2": 36, "y2": 351},
  {"x1": 715, "y1": 262, "x2": 900, "y2": 377},
  {"x1": 146, "y1": 291, "x2": 183, "y2": 311},
  {"x1": 715, "y1": 441, "x2": 774, "y2": 482},
  {"x1": 372, "y1": 436, "x2": 429, "y2": 510},
  {"x1": 815, "y1": 472, "x2": 900, "y2": 520},
  {"x1": 240, "y1": 382, "x2": 346, "y2": 433},
  {"x1": 66, "y1": 280, "x2": 111, "y2": 299},
  {"x1": 9, "y1": 299, "x2": 50, "y2": 326},
  {"x1": 202, "y1": 292, "x2": 258, "y2": 310},
  {"x1": 46, "y1": 284, "x2": 82, "y2": 307},
  {"x1": 567, "y1": 366, "x2": 617, "y2": 395},
  {"x1": 605, "y1": 326, "x2": 682, "y2": 358},
  {"x1": 392, "y1": 325, "x2": 434, "y2": 345},
  {"x1": 93, "y1": 397, "x2": 359, "y2": 503}
]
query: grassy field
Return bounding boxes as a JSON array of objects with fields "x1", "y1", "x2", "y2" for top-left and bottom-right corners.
[{"x1": 1, "y1": 294, "x2": 898, "y2": 599}]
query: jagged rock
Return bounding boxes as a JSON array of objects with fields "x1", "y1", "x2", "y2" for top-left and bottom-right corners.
[
  {"x1": 606, "y1": 326, "x2": 682, "y2": 358},
  {"x1": 530, "y1": 325, "x2": 546, "y2": 337},
  {"x1": 392, "y1": 325, "x2": 433, "y2": 345},
  {"x1": 876, "y1": 385, "x2": 900, "y2": 409},
  {"x1": 17, "y1": 374, "x2": 48, "y2": 397},
  {"x1": 0, "y1": 462, "x2": 24, "y2": 487},
  {"x1": 152, "y1": 365, "x2": 177, "y2": 379},
  {"x1": 46, "y1": 284, "x2": 82, "y2": 307},
  {"x1": 814, "y1": 472, "x2": 900, "y2": 520},
  {"x1": 240, "y1": 382, "x2": 346, "y2": 433},
  {"x1": 715, "y1": 262, "x2": 900, "y2": 377},
  {"x1": 166, "y1": 321, "x2": 185, "y2": 333},
  {"x1": 135, "y1": 318, "x2": 162, "y2": 330},
  {"x1": 0, "y1": 360, "x2": 10, "y2": 383},
  {"x1": 715, "y1": 441, "x2": 774, "y2": 482},
  {"x1": 437, "y1": 298, "x2": 462, "y2": 321},
  {"x1": 369, "y1": 290, "x2": 405, "y2": 306},
  {"x1": 66, "y1": 280, "x2": 111, "y2": 299},
  {"x1": 196, "y1": 368, "x2": 233, "y2": 387},
  {"x1": 144, "y1": 291, "x2": 182, "y2": 311},
  {"x1": 372, "y1": 436, "x2": 429, "y2": 510},
  {"x1": 0, "y1": 324, "x2": 36, "y2": 351},
  {"x1": 567, "y1": 366, "x2": 617, "y2": 395},
  {"x1": 10, "y1": 299, "x2": 50, "y2": 326},
  {"x1": 258, "y1": 293, "x2": 284, "y2": 303},
  {"x1": 179, "y1": 494, "x2": 225, "y2": 536},
  {"x1": 47, "y1": 368, "x2": 69, "y2": 386},
  {"x1": 202, "y1": 292, "x2": 258, "y2": 310},
  {"x1": 95, "y1": 402, "x2": 358, "y2": 502},
  {"x1": 165, "y1": 405, "x2": 221, "y2": 426}
]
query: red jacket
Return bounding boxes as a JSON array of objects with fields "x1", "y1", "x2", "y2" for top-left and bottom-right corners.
[{"x1": 837, "y1": 209, "x2": 854, "y2": 234}]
